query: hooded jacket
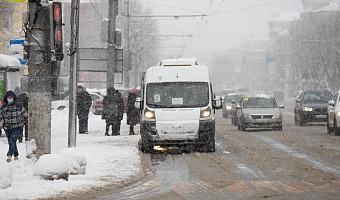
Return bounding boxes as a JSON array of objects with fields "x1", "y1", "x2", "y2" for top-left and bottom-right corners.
[
  {"x1": 0, "y1": 91, "x2": 28, "y2": 129},
  {"x1": 77, "y1": 85, "x2": 92, "y2": 116}
]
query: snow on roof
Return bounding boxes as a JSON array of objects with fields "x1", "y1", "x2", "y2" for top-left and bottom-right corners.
[
  {"x1": 0, "y1": 54, "x2": 20, "y2": 72},
  {"x1": 256, "y1": 94, "x2": 271, "y2": 98},
  {"x1": 159, "y1": 58, "x2": 199, "y2": 66},
  {"x1": 146, "y1": 65, "x2": 210, "y2": 83}
]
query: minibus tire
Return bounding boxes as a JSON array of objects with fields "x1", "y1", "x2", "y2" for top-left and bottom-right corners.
[{"x1": 206, "y1": 139, "x2": 215, "y2": 152}]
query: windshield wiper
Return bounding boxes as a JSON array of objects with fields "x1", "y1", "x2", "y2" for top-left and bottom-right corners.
[{"x1": 146, "y1": 103, "x2": 165, "y2": 108}]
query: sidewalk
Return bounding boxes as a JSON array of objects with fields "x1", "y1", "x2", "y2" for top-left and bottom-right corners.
[{"x1": 0, "y1": 110, "x2": 142, "y2": 200}]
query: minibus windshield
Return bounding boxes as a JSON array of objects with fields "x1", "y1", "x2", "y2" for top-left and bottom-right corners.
[{"x1": 146, "y1": 82, "x2": 209, "y2": 108}]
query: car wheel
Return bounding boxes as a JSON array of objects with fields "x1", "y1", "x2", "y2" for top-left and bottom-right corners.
[
  {"x1": 206, "y1": 139, "x2": 215, "y2": 152},
  {"x1": 333, "y1": 118, "x2": 340, "y2": 136},
  {"x1": 274, "y1": 126, "x2": 282, "y2": 131},
  {"x1": 298, "y1": 114, "x2": 305, "y2": 126},
  {"x1": 141, "y1": 142, "x2": 152, "y2": 153},
  {"x1": 327, "y1": 120, "x2": 333, "y2": 134},
  {"x1": 57, "y1": 106, "x2": 66, "y2": 111},
  {"x1": 241, "y1": 124, "x2": 246, "y2": 131}
]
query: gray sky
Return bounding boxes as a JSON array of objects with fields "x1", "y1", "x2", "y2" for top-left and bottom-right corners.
[{"x1": 139, "y1": 0, "x2": 303, "y2": 64}]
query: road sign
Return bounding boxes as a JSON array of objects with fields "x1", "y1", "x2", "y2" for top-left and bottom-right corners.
[{"x1": 10, "y1": 39, "x2": 26, "y2": 65}]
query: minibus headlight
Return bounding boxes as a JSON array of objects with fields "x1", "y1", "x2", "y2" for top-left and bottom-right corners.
[
  {"x1": 144, "y1": 108, "x2": 155, "y2": 119},
  {"x1": 200, "y1": 107, "x2": 211, "y2": 118},
  {"x1": 226, "y1": 106, "x2": 232, "y2": 110}
]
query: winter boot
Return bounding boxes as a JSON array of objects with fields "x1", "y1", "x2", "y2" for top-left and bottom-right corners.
[
  {"x1": 129, "y1": 126, "x2": 135, "y2": 135},
  {"x1": 105, "y1": 125, "x2": 111, "y2": 136}
]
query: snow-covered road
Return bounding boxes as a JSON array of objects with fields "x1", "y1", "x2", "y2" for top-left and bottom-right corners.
[{"x1": 0, "y1": 109, "x2": 142, "y2": 200}]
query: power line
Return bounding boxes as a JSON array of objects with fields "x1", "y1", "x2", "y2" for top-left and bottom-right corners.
[{"x1": 210, "y1": 0, "x2": 289, "y2": 15}]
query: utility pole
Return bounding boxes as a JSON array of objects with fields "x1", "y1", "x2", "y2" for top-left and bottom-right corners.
[
  {"x1": 107, "y1": 0, "x2": 119, "y2": 90},
  {"x1": 68, "y1": 0, "x2": 80, "y2": 147},
  {"x1": 26, "y1": 0, "x2": 52, "y2": 157},
  {"x1": 123, "y1": 0, "x2": 130, "y2": 89}
]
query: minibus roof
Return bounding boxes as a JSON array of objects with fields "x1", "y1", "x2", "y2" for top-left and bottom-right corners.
[
  {"x1": 145, "y1": 65, "x2": 210, "y2": 83},
  {"x1": 159, "y1": 58, "x2": 199, "y2": 66}
]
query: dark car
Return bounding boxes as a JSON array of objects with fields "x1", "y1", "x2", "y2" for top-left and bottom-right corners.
[
  {"x1": 294, "y1": 90, "x2": 333, "y2": 126},
  {"x1": 222, "y1": 93, "x2": 238, "y2": 118}
]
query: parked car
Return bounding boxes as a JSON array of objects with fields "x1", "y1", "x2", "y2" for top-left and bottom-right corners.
[
  {"x1": 231, "y1": 93, "x2": 245, "y2": 126},
  {"x1": 294, "y1": 90, "x2": 333, "y2": 126},
  {"x1": 327, "y1": 91, "x2": 340, "y2": 135},
  {"x1": 237, "y1": 94, "x2": 284, "y2": 131},
  {"x1": 222, "y1": 93, "x2": 238, "y2": 118},
  {"x1": 51, "y1": 92, "x2": 103, "y2": 111}
]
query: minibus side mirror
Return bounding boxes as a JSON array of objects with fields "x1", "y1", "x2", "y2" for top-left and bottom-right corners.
[{"x1": 213, "y1": 96, "x2": 223, "y2": 110}]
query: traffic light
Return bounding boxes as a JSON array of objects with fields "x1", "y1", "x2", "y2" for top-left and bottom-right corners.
[
  {"x1": 52, "y1": 2, "x2": 63, "y2": 61},
  {"x1": 222, "y1": 84, "x2": 226, "y2": 87}
]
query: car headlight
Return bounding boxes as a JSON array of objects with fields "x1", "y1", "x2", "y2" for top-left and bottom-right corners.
[
  {"x1": 226, "y1": 106, "x2": 232, "y2": 110},
  {"x1": 200, "y1": 107, "x2": 211, "y2": 118},
  {"x1": 144, "y1": 108, "x2": 155, "y2": 119},
  {"x1": 273, "y1": 113, "x2": 280, "y2": 118},
  {"x1": 243, "y1": 113, "x2": 250, "y2": 119},
  {"x1": 303, "y1": 107, "x2": 313, "y2": 112}
]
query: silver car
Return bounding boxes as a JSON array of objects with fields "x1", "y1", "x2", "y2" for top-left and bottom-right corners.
[
  {"x1": 236, "y1": 94, "x2": 284, "y2": 131},
  {"x1": 327, "y1": 90, "x2": 340, "y2": 135}
]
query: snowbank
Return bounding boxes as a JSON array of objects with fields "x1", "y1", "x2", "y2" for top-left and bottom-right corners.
[
  {"x1": 34, "y1": 154, "x2": 69, "y2": 181},
  {"x1": 0, "y1": 141, "x2": 12, "y2": 189},
  {"x1": 0, "y1": 110, "x2": 141, "y2": 199},
  {"x1": 59, "y1": 148, "x2": 87, "y2": 175}
]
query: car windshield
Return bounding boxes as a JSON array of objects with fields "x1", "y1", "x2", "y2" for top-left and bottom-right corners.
[
  {"x1": 146, "y1": 82, "x2": 209, "y2": 108},
  {"x1": 225, "y1": 94, "x2": 237, "y2": 103},
  {"x1": 303, "y1": 92, "x2": 332, "y2": 103},
  {"x1": 243, "y1": 97, "x2": 277, "y2": 108}
]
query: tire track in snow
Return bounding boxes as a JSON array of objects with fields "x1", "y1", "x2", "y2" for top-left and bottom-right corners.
[{"x1": 254, "y1": 134, "x2": 340, "y2": 177}]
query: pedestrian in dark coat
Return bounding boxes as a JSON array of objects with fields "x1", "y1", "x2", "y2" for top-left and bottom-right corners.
[
  {"x1": 0, "y1": 91, "x2": 28, "y2": 162},
  {"x1": 102, "y1": 88, "x2": 124, "y2": 136},
  {"x1": 127, "y1": 90, "x2": 140, "y2": 135},
  {"x1": 77, "y1": 85, "x2": 92, "y2": 134},
  {"x1": 17, "y1": 92, "x2": 28, "y2": 142}
]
